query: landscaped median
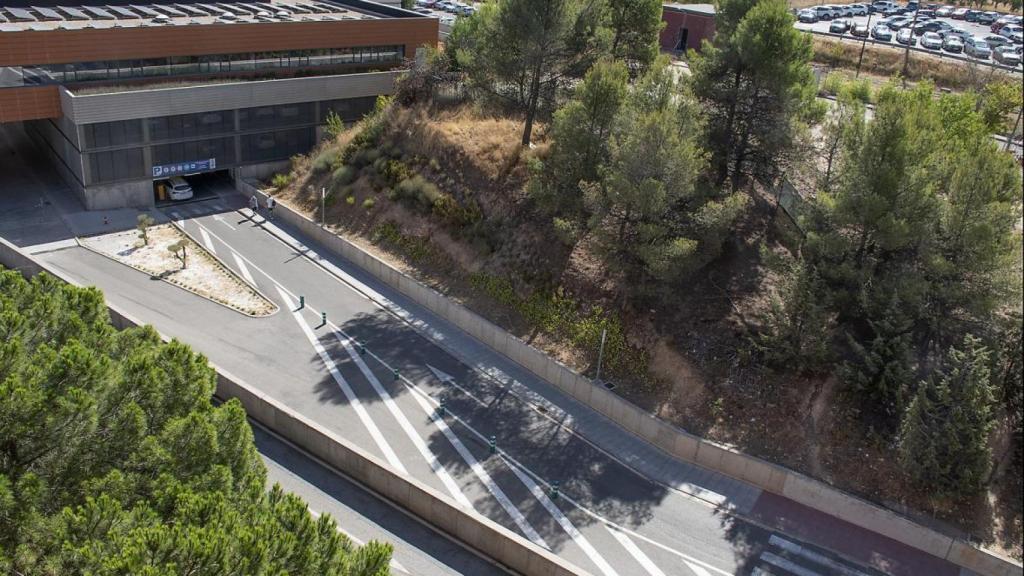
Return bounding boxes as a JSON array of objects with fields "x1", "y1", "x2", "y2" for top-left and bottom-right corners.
[
  {"x1": 238, "y1": 180, "x2": 1024, "y2": 576},
  {"x1": 78, "y1": 221, "x2": 276, "y2": 317}
]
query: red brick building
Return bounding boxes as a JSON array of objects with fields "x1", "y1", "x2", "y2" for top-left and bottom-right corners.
[{"x1": 660, "y1": 3, "x2": 716, "y2": 52}]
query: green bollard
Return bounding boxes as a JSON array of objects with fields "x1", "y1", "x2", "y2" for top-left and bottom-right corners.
[
  {"x1": 298, "y1": 295, "x2": 305, "y2": 309},
  {"x1": 550, "y1": 481, "x2": 560, "y2": 501},
  {"x1": 392, "y1": 368, "x2": 400, "y2": 382},
  {"x1": 358, "y1": 343, "x2": 366, "y2": 355},
  {"x1": 438, "y1": 398, "x2": 447, "y2": 417},
  {"x1": 317, "y1": 312, "x2": 326, "y2": 328},
  {"x1": 488, "y1": 435, "x2": 496, "y2": 454}
]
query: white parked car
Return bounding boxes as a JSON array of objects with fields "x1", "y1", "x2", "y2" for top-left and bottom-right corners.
[
  {"x1": 166, "y1": 177, "x2": 194, "y2": 201},
  {"x1": 964, "y1": 37, "x2": 991, "y2": 59},
  {"x1": 920, "y1": 31, "x2": 943, "y2": 49},
  {"x1": 849, "y1": 3, "x2": 869, "y2": 15},
  {"x1": 935, "y1": 4, "x2": 955, "y2": 17},
  {"x1": 798, "y1": 8, "x2": 818, "y2": 22},
  {"x1": 942, "y1": 35, "x2": 964, "y2": 52}
]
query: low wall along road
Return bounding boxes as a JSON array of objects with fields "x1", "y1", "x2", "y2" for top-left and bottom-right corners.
[
  {"x1": 0, "y1": 235, "x2": 590, "y2": 576},
  {"x1": 236, "y1": 180, "x2": 1024, "y2": 576}
]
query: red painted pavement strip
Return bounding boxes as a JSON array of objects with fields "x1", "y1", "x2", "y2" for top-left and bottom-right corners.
[{"x1": 747, "y1": 491, "x2": 959, "y2": 576}]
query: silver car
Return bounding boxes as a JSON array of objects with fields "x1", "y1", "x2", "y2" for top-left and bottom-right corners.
[
  {"x1": 964, "y1": 37, "x2": 991, "y2": 59},
  {"x1": 993, "y1": 44, "x2": 1022, "y2": 65},
  {"x1": 920, "y1": 31, "x2": 943, "y2": 49},
  {"x1": 942, "y1": 35, "x2": 964, "y2": 52}
]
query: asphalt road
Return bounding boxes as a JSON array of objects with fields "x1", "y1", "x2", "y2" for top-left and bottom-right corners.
[
  {"x1": 795, "y1": 11, "x2": 1024, "y2": 70},
  {"x1": 0, "y1": 121, "x2": 975, "y2": 576},
  {"x1": 253, "y1": 420, "x2": 506, "y2": 575},
  {"x1": 28, "y1": 190, "x2": 961, "y2": 576}
]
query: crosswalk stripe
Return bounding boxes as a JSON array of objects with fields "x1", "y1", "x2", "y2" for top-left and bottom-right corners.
[
  {"x1": 768, "y1": 535, "x2": 873, "y2": 576},
  {"x1": 606, "y1": 526, "x2": 666, "y2": 576},
  {"x1": 335, "y1": 333, "x2": 474, "y2": 510},
  {"x1": 277, "y1": 287, "x2": 408, "y2": 475},
  {"x1": 761, "y1": 551, "x2": 825, "y2": 576}
]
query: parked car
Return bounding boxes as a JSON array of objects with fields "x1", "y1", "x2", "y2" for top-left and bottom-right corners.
[
  {"x1": 830, "y1": 18, "x2": 852, "y2": 32},
  {"x1": 942, "y1": 35, "x2": 964, "y2": 52},
  {"x1": 164, "y1": 177, "x2": 194, "y2": 201},
  {"x1": 850, "y1": 3, "x2": 869, "y2": 15},
  {"x1": 993, "y1": 44, "x2": 1023, "y2": 65},
  {"x1": 964, "y1": 37, "x2": 992, "y2": 58},
  {"x1": 905, "y1": 1, "x2": 919, "y2": 11},
  {"x1": 999, "y1": 24, "x2": 1023, "y2": 39},
  {"x1": 920, "y1": 30, "x2": 944, "y2": 48},
  {"x1": 814, "y1": 5, "x2": 836, "y2": 20},
  {"x1": 887, "y1": 16, "x2": 910, "y2": 29},
  {"x1": 935, "y1": 4, "x2": 954, "y2": 16},
  {"x1": 851, "y1": 21, "x2": 870, "y2": 36},
  {"x1": 943, "y1": 27, "x2": 971, "y2": 42},
  {"x1": 869, "y1": 1, "x2": 897, "y2": 13},
  {"x1": 983, "y1": 33, "x2": 1012, "y2": 48},
  {"x1": 964, "y1": 9, "x2": 983, "y2": 22},
  {"x1": 914, "y1": 20, "x2": 943, "y2": 33},
  {"x1": 951, "y1": 7, "x2": 968, "y2": 19},
  {"x1": 1008, "y1": 31, "x2": 1024, "y2": 44},
  {"x1": 896, "y1": 27, "x2": 917, "y2": 44},
  {"x1": 992, "y1": 15, "x2": 1021, "y2": 33},
  {"x1": 977, "y1": 11, "x2": 998, "y2": 24},
  {"x1": 872, "y1": 23, "x2": 894, "y2": 40},
  {"x1": 798, "y1": 8, "x2": 818, "y2": 22}
]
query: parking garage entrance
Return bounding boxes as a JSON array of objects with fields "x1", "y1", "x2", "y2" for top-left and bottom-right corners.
[{"x1": 153, "y1": 168, "x2": 232, "y2": 207}]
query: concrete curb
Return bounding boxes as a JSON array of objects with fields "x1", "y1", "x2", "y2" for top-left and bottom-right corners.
[
  {"x1": 238, "y1": 183, "x2": 1023, "y2": 576},
  {"x1": 0, "y1": 236, "x2": 592, "y2": 576}
]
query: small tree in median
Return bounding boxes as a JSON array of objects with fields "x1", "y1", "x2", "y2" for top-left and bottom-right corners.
[
  {"x1": 168, "y1": 239, "x2": 188, "y2": 269},
  {"x1": 137, "y1": 213, "x2": 156, "y2": 246}
]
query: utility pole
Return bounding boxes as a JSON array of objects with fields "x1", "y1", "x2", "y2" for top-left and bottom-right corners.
[
  {"x1": 320, "y1": 187, "x2": 326, "y2": 227},
  {"x1": 900, "y1": 8, "x2": 921, "y2": 87},
  {"x1": 594, "y1": 328, "x2": 607, "y2": 384},
  {"x1": 1003, "y1": 103, "x2": 1019, "y2": 152},
  {"x1": 856, "y1": 10, "x2": 875, "y2": 78}
]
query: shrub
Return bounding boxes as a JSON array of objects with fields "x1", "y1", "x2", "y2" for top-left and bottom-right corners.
[
  {"x1": 330, "y1": 165, "x2": 358, "y2": 191},
  {"x1": 345, "y1": 195, "x2": 356, "y2": 206},
  {"x1": 395, "y1": 175, "x2": 441, "y2": 211},
  {"x1": 271, "y1": 172, "x2": 292, "y2": 189},
  {"x1": 363, "y1": 197, "x2": 376, "y2": 210},
  {"x1": 312, "y1": 148, "x2": 343, "y2": 173},
  {"x1": 552, "y1": 217, "x2": 578, "y2": 246}
]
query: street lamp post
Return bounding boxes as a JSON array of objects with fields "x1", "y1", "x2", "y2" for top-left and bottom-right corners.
[{"x1": 856, "y1": 10, "x2": 875, "y2": 78}]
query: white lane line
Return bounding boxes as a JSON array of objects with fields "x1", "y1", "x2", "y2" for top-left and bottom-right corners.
[
  {"x1": 401, "y1": 377, "x2": 549, "y2": 549},
  {"x1": 505, "y1": 464, "x2": 619, "y2": 576},
  {"x1": 213, "y1": 214, "x2": 236, "y2": 230},
  {"x1": 344, "y1": 323, "x2": 732, "y2": 576},
  {"x1": 199, "y1": 227, "x2": 217, "y2": 254},
  {"x1": 768, "y1": 535, "x2": 872, "y2": 576},
  {"x1": 334, "y1": 332, "x2": 474, "y2": 510},
  {"x1": 196, "y1": 219, "x2": 730, "y2": 575},
  {"x1": 606, "y1": 525, "x2": 666, "y2": 576},
  {"x1": 276, "y1": 287, "x2": 407, "y2": 475},
  {"x1": 307, "y1": 508, "x2": 410, "y2": 575},
  {"x1": 760, "y1": 551, "x2": 825, "y2": 576},
  {"x1": 232, "y1": 252, "x2": 257, "y2": 287}
]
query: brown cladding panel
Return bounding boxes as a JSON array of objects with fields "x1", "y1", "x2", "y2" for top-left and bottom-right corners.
[
  {"x1": 0, "y1": 18, "x2": 438, "y2": 65},
  {"x1": 0, "y1": 86, "x2": 61, "y2": 122}
]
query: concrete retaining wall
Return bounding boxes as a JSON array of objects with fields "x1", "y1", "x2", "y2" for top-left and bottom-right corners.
[
  {"x1": 240, "y1": 183, "x2": 1023, "y2": 576},
  {"x1": 0, "y1": 236, "x2": 590, "y2": 576}
]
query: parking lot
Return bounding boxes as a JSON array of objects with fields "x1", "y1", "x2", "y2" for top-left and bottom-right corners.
[{"x1": 794, "y1": 6, "x2": 1024, "y2": 70}]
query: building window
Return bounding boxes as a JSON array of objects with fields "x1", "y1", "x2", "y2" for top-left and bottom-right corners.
[{"x1": 86, "y1": 148, "x2": 145, "y2": 184}]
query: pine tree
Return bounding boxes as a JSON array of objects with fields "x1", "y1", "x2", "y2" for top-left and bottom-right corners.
[
  {"x1": 606, "y1": 0, "x2": 663, "y2": 73},
  {"x1": 899, "y1": 335, "x2": 996, "y2": 496},
  {"x1": 689, "y1": 0, "x2": 817, "y2": 191}
]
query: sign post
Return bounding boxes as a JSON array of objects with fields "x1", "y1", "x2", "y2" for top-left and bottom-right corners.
[{"x1": 321, "y1": 187, "x2": 326, "y2": 227}]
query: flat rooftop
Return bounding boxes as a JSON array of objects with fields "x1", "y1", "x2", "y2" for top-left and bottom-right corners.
[
  {"x1": 0, "y1": 0, "x2": 385, "y2": 31},
  {"x1": 663, "y1": 3, "x2": 715, "y2": 16}
]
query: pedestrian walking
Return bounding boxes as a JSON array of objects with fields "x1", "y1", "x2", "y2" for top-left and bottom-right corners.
[
  {"x1": 249, "y1": 194, "x2": 259, "y2": 217},
  {"x1": 266, "y1": 195, "x2": 276, "y2": 220}
]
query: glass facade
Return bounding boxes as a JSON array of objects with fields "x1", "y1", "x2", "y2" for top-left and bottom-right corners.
[
  {"x1": 3, "y1": 46, "x2": 404, "y2": 87},
  {"x1": 72, "y1": 96, "x2": 370, "y2": 186}
]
